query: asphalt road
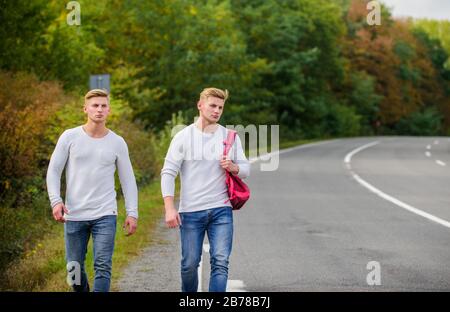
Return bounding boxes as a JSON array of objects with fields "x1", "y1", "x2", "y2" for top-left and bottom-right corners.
[
  {"x1": 229, "y1": 136, "x2": 450, "y2": 291},
  {"x1": 118, "y1": 136, "x2": 450, "y2": 291}
]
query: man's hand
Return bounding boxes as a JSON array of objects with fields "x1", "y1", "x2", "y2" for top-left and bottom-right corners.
[
  {"x1": 165, "y1": 207, "x2": 181, "y2": 228},
  {"x1": 52, "y1": 203, "x2": 68, "y2": 223},
  {"x1": 123, "y1": 216, "x2": 137, "y2": 236},
  {"x1": 220, "y1": 156, "x2": 239, "y2": 175}
]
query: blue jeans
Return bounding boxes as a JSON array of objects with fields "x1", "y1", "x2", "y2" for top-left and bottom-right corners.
[
  {"x1": 179, "y1": 206, "x2": 233, "y2": 292},
  {"x1": 64, "y1": 215, "x2": 117, "y2": 292}
]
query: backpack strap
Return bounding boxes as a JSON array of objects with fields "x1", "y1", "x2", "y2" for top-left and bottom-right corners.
[{"x1": 223, "y1": 130, "x2": 237, "y2": 156}]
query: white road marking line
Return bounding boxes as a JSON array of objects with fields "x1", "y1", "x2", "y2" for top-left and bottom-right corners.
[
  {"x1": 198, "y1": 259, "x2": 203, "y2": 292},
  {"x1": 425, "y1": 151, "x2": 431, "y2": 157},
  {"x1": 344, "y1": 141, "x2": 380, "y2": 164},
  {"x1": 226, "y1": 280, "x2": 247, "y2": 292},
  {"x1": 351, "y1": 172, "x2": 450, "y2": 228},
  {"x1": 345, "y1": 142, "x2": 450, "y2": 229},
  {"x1": 434, "y1": 140, "x2": 439, "y2": 145},
  {"x1": 426, "y1": 145, "x2": 431, "y2": 150},
  {"x1": 436, "y1": 160, "x2": 446, "y2": 166},
  {"x1": 198, "y1": 243, "x2": 210, "y2": 292},
  {"x1": 199, "y1": 244, "x2": 247, "y2": 292}
]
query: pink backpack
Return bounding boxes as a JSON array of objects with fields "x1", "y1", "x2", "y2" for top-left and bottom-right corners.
[{"x1": 223, "y1": 130, "x2": 250, "y2": 210}]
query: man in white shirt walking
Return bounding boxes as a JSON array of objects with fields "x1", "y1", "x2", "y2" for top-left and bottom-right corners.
[
  {"x1": 161, "y1": 87, "x2": 250, "y2": 292},
  {"x1": 46, "y1": 89, "x2": 138, "y2": 292}
]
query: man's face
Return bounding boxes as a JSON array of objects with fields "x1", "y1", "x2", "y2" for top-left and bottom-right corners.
[
  {"x1": 198, "y1": 96, "x2": 225, "y2": 124},
  {"x1": 84, "y1": 96, "x2": 110, "y2": 123}
]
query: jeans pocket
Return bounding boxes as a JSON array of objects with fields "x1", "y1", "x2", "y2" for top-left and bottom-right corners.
[
  {"x1": 64, "y1": 221, "x2": 82, "y2": 235},
  {"x1": 218, "y1": 207, "x2": 233, "y2": 223}
]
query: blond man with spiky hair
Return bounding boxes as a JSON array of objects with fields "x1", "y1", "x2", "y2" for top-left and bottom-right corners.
[
  {"x1": 161, "y1": 87, "x2": 250, "y2": 292},
  {"x1": 46, "y1": 89, "x2": 138, "y2": 292}
]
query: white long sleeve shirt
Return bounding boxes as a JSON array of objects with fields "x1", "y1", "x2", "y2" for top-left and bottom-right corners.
[
  {"x1": 46, "y1": 126, "x2": 138, "y2": 221},
  {"x1": 161, "y1": 123, "x2": 250, "y2": 213}
]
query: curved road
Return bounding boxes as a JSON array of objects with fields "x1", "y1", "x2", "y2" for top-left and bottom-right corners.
[
  {"x1": 118, "y1": 136, "x2": 450, "y2": 291},
  {"x1": 230, "y1": 136, "x2": 450, "y2": 291}
]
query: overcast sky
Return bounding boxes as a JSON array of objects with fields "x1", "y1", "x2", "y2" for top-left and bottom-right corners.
[{"x1": 380, "y1": 0, "x2": 450, "y2": 20}]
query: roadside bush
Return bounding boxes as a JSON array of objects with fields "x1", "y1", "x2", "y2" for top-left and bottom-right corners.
[
  {"x1": 0, "y1": 71, "x2": 65, "y2": 205},
  {"x1": 0, "y1": 71, "x2": 67, "y2": 274},
  {"x1": 395, "y1": 108, "x2": 443, "y2": 135},
  {"x1": 325, "y1": 103, "x2": 362, "y2": 137}
]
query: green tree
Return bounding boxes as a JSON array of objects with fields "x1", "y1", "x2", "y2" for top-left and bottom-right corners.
[
  {"x1": 230, "y1": 0, "x2": 346, "y2": 138},
  {"x1": 0, "y1": 0, "x2": 55, "y2": 72},
  {"x1": 414, "y1": 19, "x2": 450, "y2": 70},
  {"x1": 121, "y1": 0, "x2": 265, "y2": 130}
]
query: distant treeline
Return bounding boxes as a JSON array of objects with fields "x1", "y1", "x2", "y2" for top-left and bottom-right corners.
[{"x1": 1, "y1": 0, "x2": 449, "y2": 138}]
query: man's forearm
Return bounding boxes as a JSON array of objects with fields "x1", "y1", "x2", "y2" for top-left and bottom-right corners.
[
  {"x1": 163, "y1": 196, "x2": 176, "y2": 212},
  {"x1": 46, "y1": 166, "x2": 63, "y2": 208}
]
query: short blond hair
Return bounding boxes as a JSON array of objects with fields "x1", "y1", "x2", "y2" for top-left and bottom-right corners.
[
  {"x1": 199, "y1": 87, "x2": 229, "y2": 102},
  {"x1": 84, "y1": 89, "x2": 109, "y2": 103}
]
